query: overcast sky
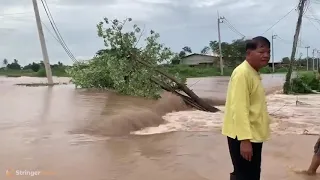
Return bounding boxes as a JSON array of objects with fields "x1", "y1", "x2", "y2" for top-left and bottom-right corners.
[{"x1": 1, "y1": 0, "x2": 320, "y2": 65}]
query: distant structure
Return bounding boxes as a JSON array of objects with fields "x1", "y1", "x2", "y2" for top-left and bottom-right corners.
[
  {"x1": 267, "y1": 62, "x2": 283, "y2": 68},
  {"x1": 180, "y1": 53, "x2": 220, "y2": 67}
]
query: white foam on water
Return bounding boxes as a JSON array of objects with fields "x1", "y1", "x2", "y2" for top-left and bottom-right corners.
[
  {"x1": 68, "y1": 134, "x2": 110, "y2": 145},
  {"x1": 132, "y1": 93, "x2": 320, "y2": 136},
  {"x1": 132, "y1": 109, "x2": 224, "y2": 135}
]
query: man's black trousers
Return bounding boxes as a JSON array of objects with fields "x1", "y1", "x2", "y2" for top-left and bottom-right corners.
[{"x1": 227, "y1": 137, "x2": 263, "y2": 180}]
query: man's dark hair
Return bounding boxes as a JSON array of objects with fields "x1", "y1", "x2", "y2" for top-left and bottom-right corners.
[{"x1": 245, "y1": 36, "x2": 270, "y2": 51}]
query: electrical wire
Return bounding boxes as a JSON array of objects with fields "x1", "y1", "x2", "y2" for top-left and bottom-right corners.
[
  {"x1": 40, "y1": 0, "x2": 77, "y2": 62},
  {"x1": 41, "y1": 20, "x2": 62, "y2": 44},
  {"x1": 304, "y1": 16, "x2": 320, "y2": 21},
  {"x1": 262, "y1": 6, "x2": 297, "y2": 35},
  {"x1": 223, "y1": 18, "x2": 245, "y2": 38},
  {"x1": 276, "y1": 35, "x2": 305, "y2": 48},
  {"x1": 41, "y1": 0, "x2": 77, "y2": 62},
  {"x1": 306, "y1": 17, "x2": 320, "y2": 32},
  {"x1": 307, "y1": 6, "x2": 320, "y2": 27}
]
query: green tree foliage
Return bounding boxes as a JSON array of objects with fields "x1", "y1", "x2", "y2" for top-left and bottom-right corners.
[
  {"x1": 170, "y1": 46, "x2": 192, "y2": 65},
  {"x1": 0, "y1": 59, "x2": 68, "y2": 77},
  {"x1": 3, "y1": 59, "x2": 8, "y2": 67},
  {"x1": 202, "y1": 38, "x2": 247, "y2": 66},
  {"x1": 170, "y1": 54, "x2": 181, "y2": 65},
  {"x1": 291, "y1": 71, "x2": 320, "y2": 93},
  {"x1": 182, "y1": 46, "x2": 192, "y2": 54},
  {"x1": 67, "y1": 17, "x2": 183, "y2": 99},
  {"x1": 6, "y1": 59, "x2": 21, "y2": 70},
  {"x1": 281, "y1": 57, "x2": 290, "y2": 64},
  {"x1": 23, "y1": 62, "x2": 41, "y2": 72}
]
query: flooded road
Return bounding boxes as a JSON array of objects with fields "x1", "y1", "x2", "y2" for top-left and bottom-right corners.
[{"x1": 0, "y1": 74, "x2": 319, "y2": 180}]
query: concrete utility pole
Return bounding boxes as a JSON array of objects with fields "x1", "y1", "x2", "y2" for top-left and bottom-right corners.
[
  {"x1": 305, "y1": 46, "x2": 310, "y2": 71},
  {"x1": 217, "y1": 12, "x2": 225, "y2": 76},
  {"x1": 312, "y1": 49, "x2": 316, "y2": 71},
  {"x1": 284, "y1": 0, "x2": 307, "y2": 94},
  {"x1": 271, "y1": 33, "x2": 277, "y2": 73},
  {"x1": 318, "y1": 51, "x2": 320, "y2": 72},
  {"x1": 32, "y1": 0, "x2": 53, "y2": 85}
]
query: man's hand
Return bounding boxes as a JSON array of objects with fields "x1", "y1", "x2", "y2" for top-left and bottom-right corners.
[{"x1": 240, "y1": 140, "x2": 252, "y2": 161}]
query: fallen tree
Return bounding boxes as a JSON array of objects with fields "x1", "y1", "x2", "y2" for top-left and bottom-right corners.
[{"x1": 67, "y1": 17, "x2": 219, "y2": 112}]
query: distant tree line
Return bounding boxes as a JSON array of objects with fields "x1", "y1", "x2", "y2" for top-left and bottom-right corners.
[
  {"x1": 1, "y1": 58, "x2": 67, "y2": 72},
  {"x1": 170, "y1": 38, "x2": 320, "y2": 69}
]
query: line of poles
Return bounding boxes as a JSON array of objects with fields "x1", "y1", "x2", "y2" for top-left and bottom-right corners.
[{"x1": 271, "y1": 33, "x2": 319, "y2": 72}]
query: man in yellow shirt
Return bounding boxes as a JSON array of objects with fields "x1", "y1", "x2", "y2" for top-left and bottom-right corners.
[{"x1": 222, "y1": 36, "x2": 271, "y2": 180}]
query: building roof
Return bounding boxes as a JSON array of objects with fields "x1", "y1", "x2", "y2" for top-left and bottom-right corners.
[{"x1": 182, "y1": 53, "x2": 220, "y2": 59}]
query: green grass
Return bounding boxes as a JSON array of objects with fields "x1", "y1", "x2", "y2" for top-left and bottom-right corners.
[
  {"x1": 0, "y1": 68, "x2": 69, "y2": 78},
  {"x1": 0, "y1": 69, "x2": 36, "y2": 77},
  {"x1": 164, "y1": 65, "x2": 233, "y2": 78}
]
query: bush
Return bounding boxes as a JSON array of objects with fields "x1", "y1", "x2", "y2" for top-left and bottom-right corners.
[
  {"x1": 66, "y1": 59, "x2": 114, "y2": 89},
  {"x1": 260, "y1": 67, "x2": 272, "y2": 74},
  {"x1": 36, "y1": 68, "x2": 47, "y2": 77},
  {"x1": 291, "y1": 71, "x2": 320, "y2": 94},
  {"x1": 36, "y1": 67, "x2": 68, "y2": 77},
  {"x1": 259, "y1": 66, "x2": 288, "y2": 74},
  {"x1": 276, "y1": 67, "x2": 288, "y2": 73}
]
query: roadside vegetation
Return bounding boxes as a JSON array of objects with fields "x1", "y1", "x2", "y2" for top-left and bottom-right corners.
[
  {"x1": 0, "y1": 59, "x2": 69, "y2": 77},
  {"x1": 290, "y1": 71, "x2": 320, "y2": 94}
]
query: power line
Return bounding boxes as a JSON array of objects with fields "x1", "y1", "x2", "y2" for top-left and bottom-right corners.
[
  {"x1": 40, "y1": 0, "x2": 77, "y2": 62},
  {"x1": 276, "y1": 35, "x2": 305, "y2": 48},
  {"x1": 307, "y1": 6, "x2": 320, "y2": 27},
  {"x1": 262, "y1": 6, "x2": 297, "y2": 35},
  {"x1": 304, "y1": 16, "x2": 320, "y2": 21},
  {"x1": 306, "y1": 17, "x2": 320, "y2": 32},
  {"x1": 40, "y1": 19, "x2": 78, "y2": 58},
  {"x1": 223, "y1": 17, "x2": 245, "y2": 38},
  {"x1": 41, "y1": 20, "x2": 61, "y2": 43}
]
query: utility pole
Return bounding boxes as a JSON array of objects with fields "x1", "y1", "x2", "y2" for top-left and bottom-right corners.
[
  {"x1": 217, "y1": 12, "x2": 225, "y2": 76},
  {"x1": 305, "y1": 46, "x2": 310, "y2": 71},
  {"x1": 313, "y1": 49, "x2": 316, "y2": 71},
  {"x1": 318, "y1": 51, "x2": 320, "y2": 72},
  {"x1": 32, "y1": 0, "x2": 53, "y2": 85},
  {"x1": 271, "y1": 33, "x2": 277, "y2": 73},
  {"x1": 283, "y1": 0, "x2": 307, "y2": 94}
]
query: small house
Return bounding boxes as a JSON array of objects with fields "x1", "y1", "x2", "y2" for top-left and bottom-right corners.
[{"x1": 180, "y1": 53, "x2": 220, "y2": 67}]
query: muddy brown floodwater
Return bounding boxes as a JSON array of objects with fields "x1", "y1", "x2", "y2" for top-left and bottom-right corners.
[{"x1": 0, "y1": 75, "x2": 319, "y2": 180}]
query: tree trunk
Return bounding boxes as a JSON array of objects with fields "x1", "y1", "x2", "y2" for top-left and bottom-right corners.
[
  {"x1": 283, "y1": 0, "x2": 307, "y2": 94},
  {"x1": 132, "y1": 56, "x2": 220, "y2": 113}
]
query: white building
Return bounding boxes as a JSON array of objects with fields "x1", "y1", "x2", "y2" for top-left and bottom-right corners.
[{"x1": 180, "y1": 53, "x2": 220, "y2": 66}]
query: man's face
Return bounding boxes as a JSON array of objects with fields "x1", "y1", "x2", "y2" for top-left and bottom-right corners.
[{"x1": 249, "y1": 45, "x2": 270, "y2": 69}]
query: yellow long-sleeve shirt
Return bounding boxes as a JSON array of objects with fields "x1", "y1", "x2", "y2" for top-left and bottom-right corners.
[{"x1": 222, "y1": 60, "x2": 270, "y2": 143}]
